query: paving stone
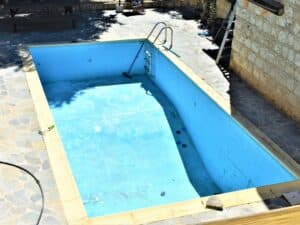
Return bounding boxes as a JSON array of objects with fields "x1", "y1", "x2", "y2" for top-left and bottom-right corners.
[
  {"x1": 19, "y1": 211, "x2": 40, "y2": 225},
  {"x1": 24, "y1": 155, "x2": 41, "y2": 165},
  {"x1": 42, "y1": 216, "x2": 62, "y2": 225},
  {"x1": 9, "y1": 119, "x2": 19, "y2": 126},
  {"x1": 42, "y1": 161, "x2": 50, "y2": 170},
  {"x1": 180, "y1": 215, "x2": 202, "y2": 224},
  {"x1": 0, "y1": 199, "x2": 9, "y2": 219},
  {"x1": 30, "y1": 193, "x2": 42, "y2": 203}
]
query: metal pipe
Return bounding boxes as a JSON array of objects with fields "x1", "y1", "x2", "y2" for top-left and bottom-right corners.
[
  {"x1": 123, "y1": 21, "x2": 169, "y2": 78},
  {"x1": 153, "y1": 26, "x2": 174, "y2": 50},
  {"x1": 146, "y1": 21, "x2": 168, "y2": 43}
]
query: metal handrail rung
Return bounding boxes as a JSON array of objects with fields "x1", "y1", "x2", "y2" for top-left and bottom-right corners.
[
  {"x1": 146, "y1": 21, "x2": 168, "y2": 43},
  {"x1": 152, "y1": 26, "x2": 174, "y2": 50},
  {"x1": 123, "y1": 22, "x2": 174, "y2": 78}
]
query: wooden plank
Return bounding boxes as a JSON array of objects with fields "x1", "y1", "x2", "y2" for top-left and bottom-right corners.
[{"x1": 204, "y1": 206, "x2": 300, "y2": 225}]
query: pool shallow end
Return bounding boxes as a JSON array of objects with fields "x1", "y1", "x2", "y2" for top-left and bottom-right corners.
[{"x1": 19, "y1": 38, "x2": 300, "y2": 225}]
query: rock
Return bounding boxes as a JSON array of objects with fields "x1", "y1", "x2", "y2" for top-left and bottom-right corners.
[{"x1": 206, "y1": 196, "x2": 224, "y2": 211}]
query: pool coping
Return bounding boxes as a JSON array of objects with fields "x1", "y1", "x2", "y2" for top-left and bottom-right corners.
[{"x1": 19, "y1": 38, "x2": 300, "y2": 225}]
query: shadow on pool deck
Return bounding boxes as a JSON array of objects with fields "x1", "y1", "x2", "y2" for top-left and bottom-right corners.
[
  {"x1": 0, "y1": 10, "x2": 120, "y2": 70},
  {"x1": 202, "y1": 48, "x2": 300, "y2": 164},
  {"x1": 228, "y1": 71, "x2": 300, "y2": 164}
]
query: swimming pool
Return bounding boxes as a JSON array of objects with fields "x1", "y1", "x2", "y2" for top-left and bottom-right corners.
[{"x1": 26, "y1": 40, "x2": 298, "y2": 224}]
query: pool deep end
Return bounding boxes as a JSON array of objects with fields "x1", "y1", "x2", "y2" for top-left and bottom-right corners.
[{"x1": 29, "y1": 40, "x2": 296, "y2": 218}]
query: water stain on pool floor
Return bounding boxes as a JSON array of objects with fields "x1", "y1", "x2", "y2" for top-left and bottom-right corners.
[{"x1": 43, "y1": 75, "x2": 221, "y2": 217}]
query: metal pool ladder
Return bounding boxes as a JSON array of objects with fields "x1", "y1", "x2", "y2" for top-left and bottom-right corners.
[
  {"x1": 215, "y1": 1, "x2": 238, "y2": 64},
  {"x1": 122, "y1": 22, "x2": 174, "y2": 78}
]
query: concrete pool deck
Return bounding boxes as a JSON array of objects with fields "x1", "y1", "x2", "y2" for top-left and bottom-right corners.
[{"x1": 0, "y1": 9, "x2": 299, "y2": 225}]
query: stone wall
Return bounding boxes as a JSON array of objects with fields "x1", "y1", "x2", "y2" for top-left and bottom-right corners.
[
  {"x1": 230, "y1": 0, "x2": 300, "y2": 122},
  {"x1": 216, "y1": 0, "x2": 231, "y2": 18},
  {"x1": 157, "y1": 0, "x2": 201, "y2": 8}
]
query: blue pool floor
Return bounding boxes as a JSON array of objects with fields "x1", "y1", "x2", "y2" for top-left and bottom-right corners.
[{"x1": 44, "y1": 75, "x2": 221, "y2": 217}]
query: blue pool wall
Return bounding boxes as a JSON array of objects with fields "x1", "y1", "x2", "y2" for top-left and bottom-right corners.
[
  {"x1": 30, "y1": 41, "x2": 145, "y2": 83},
  {"x1": 29, "y1": 40, "x2": 295, "y2": 194},
  {"x1": 144, "y1": 42, "x2": 295, "y2": 192}
]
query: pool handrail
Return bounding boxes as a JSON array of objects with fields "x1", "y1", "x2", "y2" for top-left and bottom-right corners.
[
  {"x1": 123, "y1": 21, "x2": 169, "y2": 78},
  {"x1": 146, "y1": 21, "x2": 168, "y2": 43},
  {"x1": 153, "y1": 26, "x2": 174, "y2": 50}
]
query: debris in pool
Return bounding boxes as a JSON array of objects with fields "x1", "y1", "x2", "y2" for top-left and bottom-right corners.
[
  {"x1": 182, "y1": 144, "x2": 187, "y2": 148},
  {"x1": 122, "y1": 72, "x2": 132, "y2": 79},
  {"x1": 84, "y1": 194, "x2": 103, "y2": 204},
  {"x1": 120, "y1": 192, "x2": 129, "y2": 199},
  {"x1": 176, "y1": 130, "x2": 181, "y2": 134},
  {"x1": 160, "y1": 191, "x2": 166, "y2": 197},
  {"x1": 94, "y1": 125, "x2": 102, "y2": 133}
]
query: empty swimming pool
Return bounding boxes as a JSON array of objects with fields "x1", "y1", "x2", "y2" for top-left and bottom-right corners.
[{"x1": 29, "y1": 40, "x2": 296, "y2": 219}]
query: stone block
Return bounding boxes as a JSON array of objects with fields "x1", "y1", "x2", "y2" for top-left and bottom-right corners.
[
  {"x1": 286, "y1": 78, "x2": 295, "y2": 91},
  {"x1": 295, "y1": 53, "x2": 300, "y2": 67},
  {"x1": 294, "y1": 85, "x2": 300, "y2": 97},
  {"x1": 263, "y1": 21, "x2": 272, "y2": 33},
  {"x1": 288, "y1": 49, "x2": 296, "y2": 62},
  {"x1": 278, "y1": 30, "x2": 288, "y2": 43},
  {"x1": 282, "y1": 192, "x2": 300, "y2": 206}
]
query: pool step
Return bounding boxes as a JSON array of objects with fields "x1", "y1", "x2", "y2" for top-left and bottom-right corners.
[{"x1": 144, "y1": 49, "x2": 152, "y2": 77}]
